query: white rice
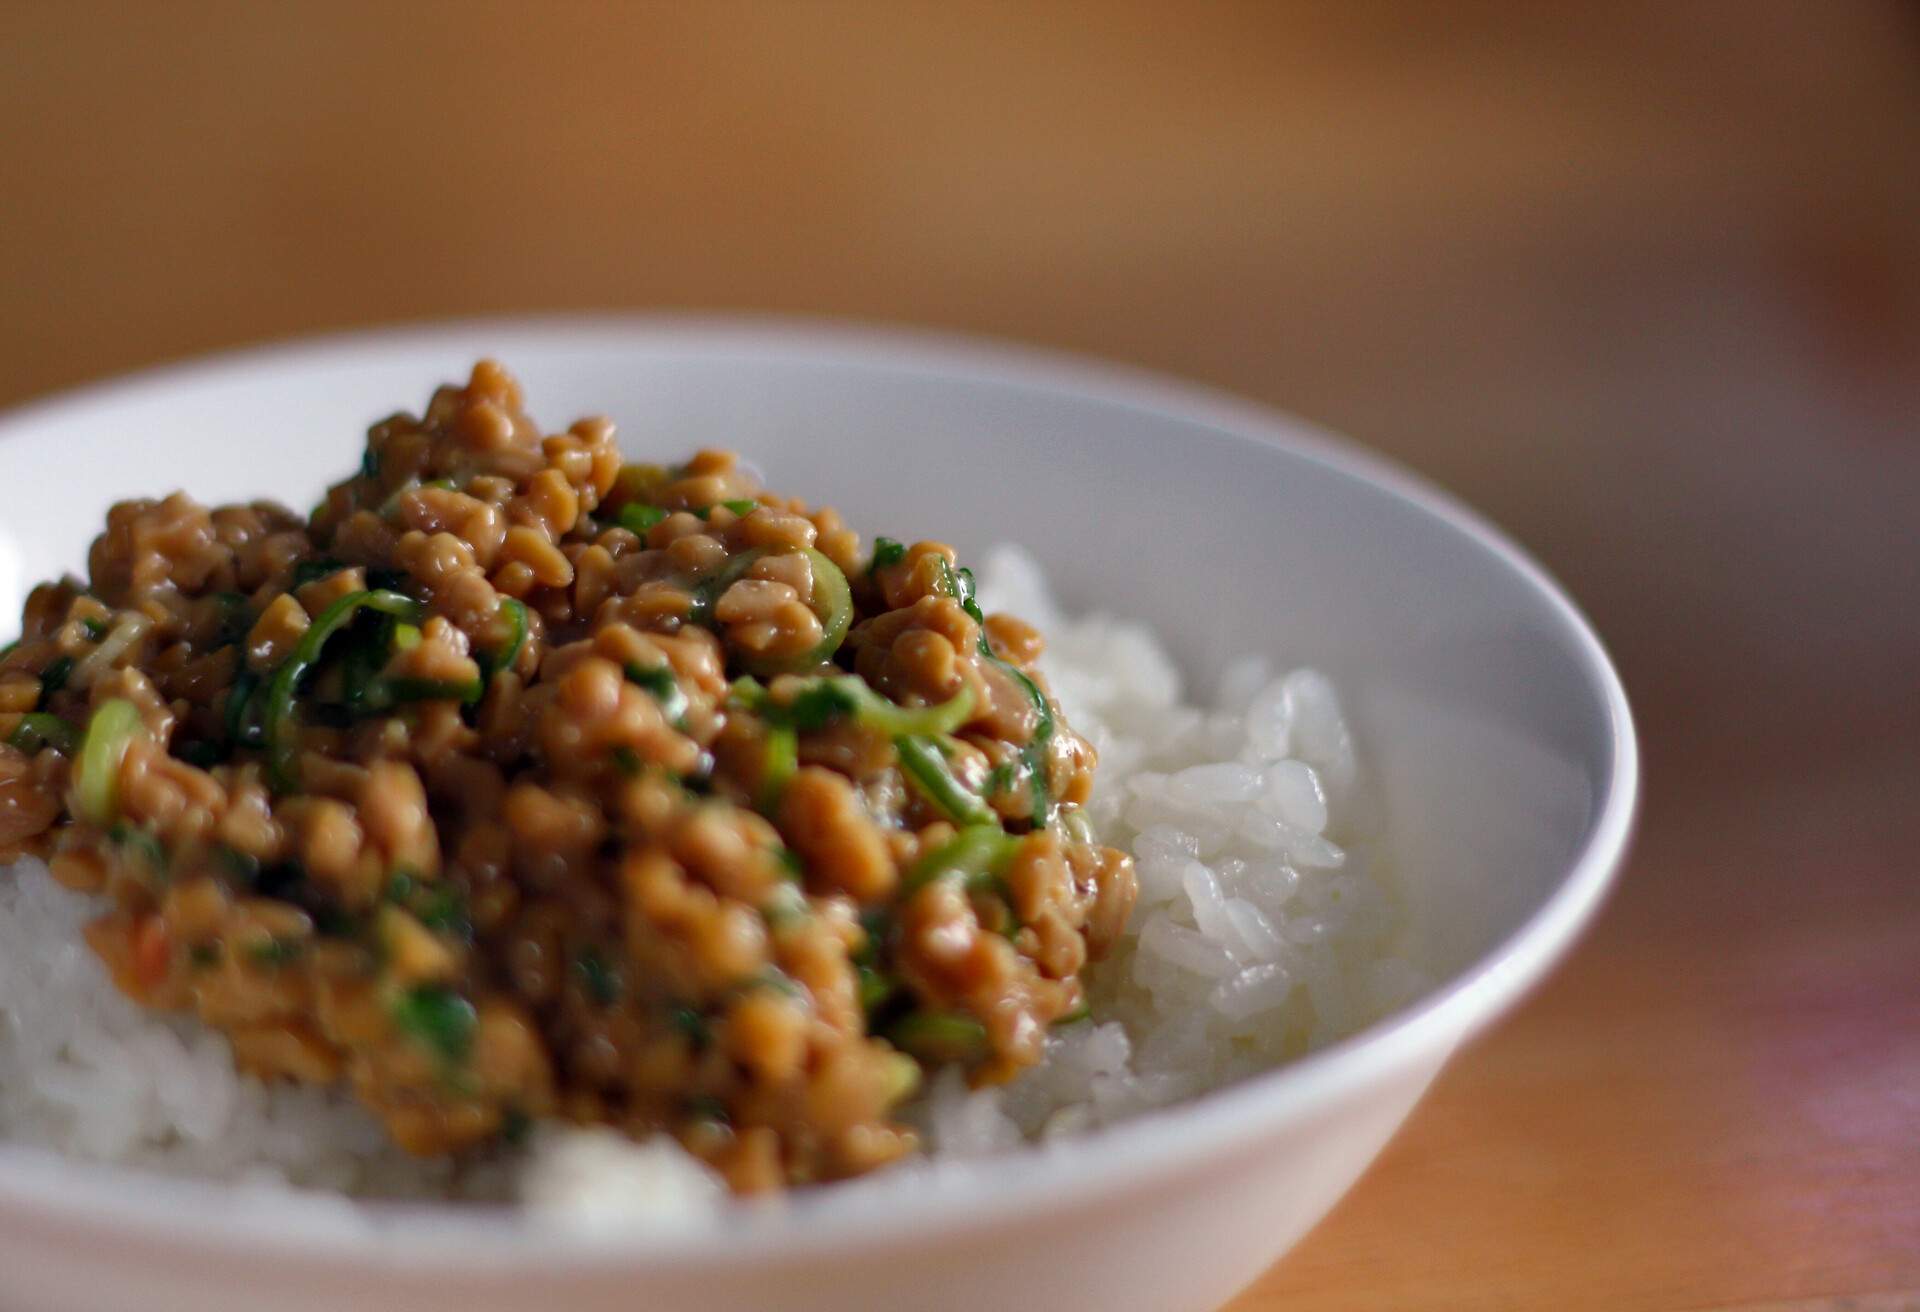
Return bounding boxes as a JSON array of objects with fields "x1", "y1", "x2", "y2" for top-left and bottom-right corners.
[{"x1": 0, "y1": 545, "x2": 1421, "y2": 1219}]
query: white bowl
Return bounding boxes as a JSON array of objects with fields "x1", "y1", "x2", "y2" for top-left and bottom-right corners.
[{"x1": 0, "y1": 319, "x2": 1636, "y2": 1312}]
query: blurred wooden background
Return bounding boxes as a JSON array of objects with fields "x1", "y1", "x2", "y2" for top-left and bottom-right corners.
[{"x1": 1, "y1": 3, "x2": 1916, "y2": 1308}]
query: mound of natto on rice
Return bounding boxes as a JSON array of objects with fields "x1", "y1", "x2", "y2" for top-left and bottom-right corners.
[{"x1": 0, "y1": 364, "x2": 1416, "y2": 1217}]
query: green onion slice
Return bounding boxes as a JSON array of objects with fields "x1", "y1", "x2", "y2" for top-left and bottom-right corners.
[
  {"x1": 7, "y1": 712, "x2": 77, "y2": 755},
  {"x1": 901, "y1": 824, "x2": 1020, "y2": 896},
  {"x1": 886, "y1": 1010, "x2": 989, "y2": 1064},
  {"x1": 896, "y1": 734, "x2": 997, "y2": 825},
  {"x1": 759, "y1": 723, "x2": 798, "y2": 813},
  {"x1": 75, "y1": 698, "x2": 147, "y2": 824},
  {"x1": 264, "y1": 590, "x2": 426, "y2": 792}
]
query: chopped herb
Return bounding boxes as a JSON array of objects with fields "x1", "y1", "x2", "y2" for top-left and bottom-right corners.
[
  {"x1": 0, "y1": 639, "x2": 17, "y2": 664},
  {"x1": 720, "y1": 498, "x2": 758, "y2": 517},
  {"x1": 617, "y1": 503, "x2": 667, "y2": 536},
  {"x1": 81, "y1": 616, "x2": 108, "y2": 642},
  {"x1": 360, "y1": 675, "x2": 485, "y2": 709},
  {"x1": 886, "y1": 1010, "x2": 989, "y2": 1064},
  {"x1": 108, "y1": 821, "x2": 167, "y2": 870},
  {"x1": 416, "y1": 887, "x2": 472, "y2": 941},
  {"x1": 385, "y1": 869, "x2": 419, "y2": 904},
  {"x1": 188, "y1": 944, "x2": 222, "y2": 968},
  {"x1": 760, "y1": 881, "x2": 808, "y2": 928},
  {"x1": 896, "y1": 734, "x2": 997, "y2": 826},
  {"x1": 611, "y1": 745, "x2": 643, "y2": 777},
  {"x1": 1055, "y1": 1002, "x2": 1092, "y2": 1025},
  {"x1": 668, "y1": 1005, "x2": 710, "y2": 1047},
  {"x1": 501, "y1": 1108, "x2": 532, "y2": 1146},
  {"x1": 224, "y1": 669, "x2": 262, "y2": 747},
  {"x1": 902, "y1": 825, "x2": 1020, "y2": 896},
  {"x1": 291, "y1": 559, "x2": 346, "y2": 588},
  {"x1": 623, "y1": 662, "x2": 688, "y2": 728},
  {"x1": 217, "y1": 846, "x2": 263, "y2": 884},
  {"x1": 359, "y1": 446, "x2": 381, "y2": 481},
  {"x1": 391, "y1": 622, "x2": 422, "y2": 650},
  {"x1": 685, "y1": 1093, "x2": 729, "y2": 1124},
  {"x1": 74, "y1": 699, "x2": 145, "y2": 825},
  {"x1": 475, "y1": 597, "x2": 528, "y2": 688},
  {"x1": 575, "y1": 948, "x2": 622, "y2": 1006},
  {"x1": 246, "y1": 938, "x2": 304, "y2": 968},
  {"x1": 870, "y1": 537, "x2": 906, "y2": 571},
  {"x1": 758, "y1": 723, "x2": 797, "y2": 813},
  {"x1": 7, "y1": 712, "x2": 77, "y2": 755},
  {"x1": 857, "y1": 963, "x2": 896, "y2": 1014},
  {"x1": 775, "y1": 846, "x2": 805, "y2": 881},
  {"x1": 753, "y1": 967, "x2": 803, "y2": 998},
  {"x1": 36, "y1": 655, "x2": 73, "y2": 706},
  {"x1": 694, "y1": 547, "x2": 853, "y2": 676},
  {"x1": 390, "y1": 985, "x2": 477, "y2": 1064},
  {"x1": 262, "y1": 589, "x2": 426, "y2": 792},
  {"x1": 940, "y1": 559, "x2": 1056, "y2": 827}
]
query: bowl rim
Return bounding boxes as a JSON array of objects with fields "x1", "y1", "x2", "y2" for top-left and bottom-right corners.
[{"x1": 0, "y1": 314, "x2": 1639, "y2": 1270}]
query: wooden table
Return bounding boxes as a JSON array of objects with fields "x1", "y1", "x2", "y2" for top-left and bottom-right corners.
[{"x1": 1, "y1": 5, "x2": 1915, "y2": 1307}]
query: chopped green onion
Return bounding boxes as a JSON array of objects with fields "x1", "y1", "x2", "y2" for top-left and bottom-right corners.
[
  {"x1": 857, "y1": 962, "x2": 896, "y2": 1014},
  {"x1": 870, "y1": 537, "x2": 906, "y2": 571},
  {"x1": 359, "y1": 676, "x2": 485, "y2": 710},
  {"x1": 617, "y1": 503, "x2": 667, "y2": 536},
  {"x1": 941, "y1": 559, "x2": 1056, "y2": 827},
  {"x1": 246, "y1": 938, "x2": 304, "y2": 968},
  {"x1": 475, "y1": 597, "x2": 527, "y2": 688},
  {"x1": 611, "y1": 746, "x2": 643, "y2": 776},
  {"x1": 291, "y1": 559, "x2": 346, "y2": 588},
  {"x1": 391, "y1": 622, "x2": 422, "y2": 650},
  {"x1": 74, "y1": 699, "x2": 146, "y2": 825},
  {"x1": 685, "y1": 1093, "x2": 729, "y2": 1124},
  {"x1": 415, "y1": 886, "x2": 472, "y2": 940},
  {"x1": 761, "y1": 880, "x2": 809, "y2": 928},
  {"x1": 575, "y1": 948, "x2": 622, "y2": 1006},
  {"x1": 623, "y1": 662, "x2": 688, "y2": 728},
  {"x1": 797, "y1": 547, "x2": 854, "y2": 670},
  {"x1": 886, "y1": 1010, "x2": 989, "y2": 1064},
  {"x1": 0, "y1": 639, "x2": 18, "y2": 665},
  {"x1": 263, "y1": 590, "x2": 426, "y2": 792},
  {"x1": 224, "y1": 670, "x2": 263, "y2": 748},
  {"x1": 81, "y1": 616, "x2": 108, "y2": 642},
  {"x1": 881, "y1": 1051, "x2": 922, "y2": 1104},
  {"x1": 1056, "y1": 1001, "x2": 1092, "y2": 1025},
  {"x1": 759, "y1": 723, "x2": 797, "y2": 812},
  {"x1": 896, "y1": 734, "x2": 997, "y2": 825},
  {"x1": 754, "y1": 966, "x2": 803, "y2": 998},
  {"x1": 108, "y1": 820, "x2": 167, "y2": 870},
  {"x1": 669, "y1": 1005, "x2": 711, "y2": 1047},
  {"x1": 901, "y1": 824, "x2": 1020, "y2": 896},
  {"x1": 36, "y1": 655, "x2": 73, "y2": 705},
  {"x1": 7, "y1": 712, "x2": 76, "y2": 755},
  {"x1": 359, "y1": 447, "x2": 381, "y2": 481},
  {"x1": 697, "y1": 548, "x2": 853, "y2": 676},
  {"x1": 389, "y1": 984, "x2": 477, "y2": 1064},
  {"x1": 720, "y1": 498, "x2": 758, "y2": 517},
  {"x1": 214, "y1": 592, "x2": 253, "y2": 646}
]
